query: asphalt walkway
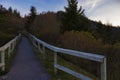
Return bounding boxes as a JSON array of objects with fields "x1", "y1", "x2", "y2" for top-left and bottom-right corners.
[{"x1": 6, "y1": 37, "x2": 50, "y2": 80}]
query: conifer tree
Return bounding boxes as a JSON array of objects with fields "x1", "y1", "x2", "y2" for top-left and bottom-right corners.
[
  {"x1": 29, "y1": 6, "x2": 36, "y2": 20},
  {"x1": 0, "y1": 5, "x2": 2, "y2": 12},
  {"x1": 8, "y1": 7, "x2": 12, "y2": 13},
  {"x1": 61, "y1": 0, "x2": 85, "y2": 33},
  {"x1": 25, "y1": 6, "x2": 37, "y2": 32}
]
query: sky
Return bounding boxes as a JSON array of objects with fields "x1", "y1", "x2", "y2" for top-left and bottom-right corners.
[{"x1": 0, "y1": 0, "x2": 120, "y2": 26}]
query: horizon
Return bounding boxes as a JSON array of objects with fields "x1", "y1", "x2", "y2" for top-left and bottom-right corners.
[{"x1": 0, "y1": 0, "x2": 120, "y2": 26}]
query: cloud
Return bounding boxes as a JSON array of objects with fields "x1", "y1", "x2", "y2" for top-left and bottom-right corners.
[
  {"x1": 78, "y1": 0, "x2": 103, "y2": 13},
  {"x1": 91, "y1": 0, "x2": 102, "y2": 9},
  {"x1": 87, "y1": 0, "x2": 120, "y2": 26},
  {"x1": 77, "y1": 0, "x2": 120, "y2": 26}
]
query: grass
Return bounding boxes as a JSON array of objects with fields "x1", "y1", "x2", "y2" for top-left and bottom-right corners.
[{"x1": 33, "y1": 46, "x2": 99, "y2": 80}]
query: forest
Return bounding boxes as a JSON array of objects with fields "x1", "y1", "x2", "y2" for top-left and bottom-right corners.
[{"x1": 0, "y1": 0, "x2": 120, "y2": 80}]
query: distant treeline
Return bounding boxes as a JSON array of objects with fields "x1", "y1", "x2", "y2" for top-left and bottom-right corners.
[{"x1": 0, "y1": 4, "x2": 24, "y2": 46}]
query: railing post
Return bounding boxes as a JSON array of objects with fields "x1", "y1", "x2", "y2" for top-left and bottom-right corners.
[
  {"x1": 15, "y1": 38, "x2": 17, "y2": 47},
  {"x1": 31, "y1": 37, "x2": 33, "y2": 43},
  {"x1": 54, "y1": 52, "x2": 57, "y2": 75},
  {"x1": 11, "y1": 43, "x2": 14, "y2": 51},
  {"x1": 32, "y1": 38, "x2": 34, "y2": 45},
  {"x1": 38, "y1": 42, "x2": 40, "y2": 50},
  {"x1": 1, "y1": 50, "x2": 5, "y2": 71},
  {"x1": 8, "y1": 45, "x2": 11, "y2": 57},
  {"x1": 38, "y1": 43, "x2": 42, "y2": 53},
  {"x1": 33, "y1": 39, "x2": 35, "y2": 46},
  {"x1": 34, "y1": 40, "x2": 36, "y2": 47},
  {"x1": 14, "y1": 39, "x2": 16, "y2": 47},
  {"x1": 33, "y1": 38, "x2": 35, "y2": 46},
  {"x1": 101, "y1": 58, "x2": 107, "y2": 80},
  {"x1": 42, "y1": 46, "x2": 45, "y2": 59},
  {"x1": 37, "y1": 41, "x2": 39, "y2": 49},
  {"x1": 13, "y1": 40, "x2": 16, "y2": 49}
]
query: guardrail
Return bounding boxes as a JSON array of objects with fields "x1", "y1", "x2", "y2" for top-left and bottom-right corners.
[
  {"x1": 29, "y1": 34, "x2": 106, "y2": 80},
  {"x1": 0, "y1": 33, "x2": 21, "y2": 71}
]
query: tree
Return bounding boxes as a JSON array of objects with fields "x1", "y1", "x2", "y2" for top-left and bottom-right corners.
[
  {"x1": 25, "y1": 6, "x2": 37, "y2": 32},
  {"x1": 13, "y1": 9, "x2": 20, "y2": 17},
  {"x1": 29, "y1": 6, "x2": 36, "y2": 20},
  {"x1": 0, "y1": 4, "x2": 3, "y2": 10},
  {"x1": 60, "y1": 0, "x2": 85, "y2": 33},
  {"x1": 14, "y1": 9, "x2": 17, "y2": 15},
  {"x1": 8, "y1": 7, "x2": 12, "y2": 13}
]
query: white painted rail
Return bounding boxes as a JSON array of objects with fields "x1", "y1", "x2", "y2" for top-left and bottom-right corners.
[
  {"x1": 0, "y1": 33, "x2": 21, "y2": 71},
  {"x1": 29, "y1": 34, "x2": 106, "y2": 80}
]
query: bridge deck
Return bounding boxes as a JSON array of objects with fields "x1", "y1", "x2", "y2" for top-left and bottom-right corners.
[{"x1": 6, "y1": 37, "x2": 50, "y2": 80}]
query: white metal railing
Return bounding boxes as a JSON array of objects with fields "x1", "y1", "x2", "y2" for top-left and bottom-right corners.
[
  {"x1": 0, "y1": 33, "x2": 21, "y2": 71},
  {"x1": 29, "y1": 34, "x2": 106, "y2": 80}
]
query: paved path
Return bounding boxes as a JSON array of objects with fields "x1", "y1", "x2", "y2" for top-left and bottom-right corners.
[{"x1": 6, "y1": 37, "x2": 50, "y2": 80}]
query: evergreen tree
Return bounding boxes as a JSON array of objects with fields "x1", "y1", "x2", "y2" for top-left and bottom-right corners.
[
  {"x1": 8, "y1": 7, "x2": 12, "y2": 13},
  {"x1": 0, "y1": 5, "x2": 7, "y2": 13},
  {"x1": 14, "y1": 9, "x2": 18, "y2": 15},
  {"x1": 29, "y1": 6, "x2": 36, "y2": 20},
  {"x1": 13, "y1": 9, "x2": 19, "y2": 17},
  {"x1": 0, "y1": 5, "x2": 2, "y2": 12},
  {"x1": 61, "y1": 0, "x2": 85, "y2": 33},
  {"x1": 17, "y1": 11, "x2": 21, "y2": 17},
  {"x1": 25, "y1": 6, "x2": 37, "y2": 32}
]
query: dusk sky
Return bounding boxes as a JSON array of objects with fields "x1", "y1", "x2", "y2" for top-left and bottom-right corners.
[{"x1": 0, "y1": 0, "x2": 120, "y2": 26}]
